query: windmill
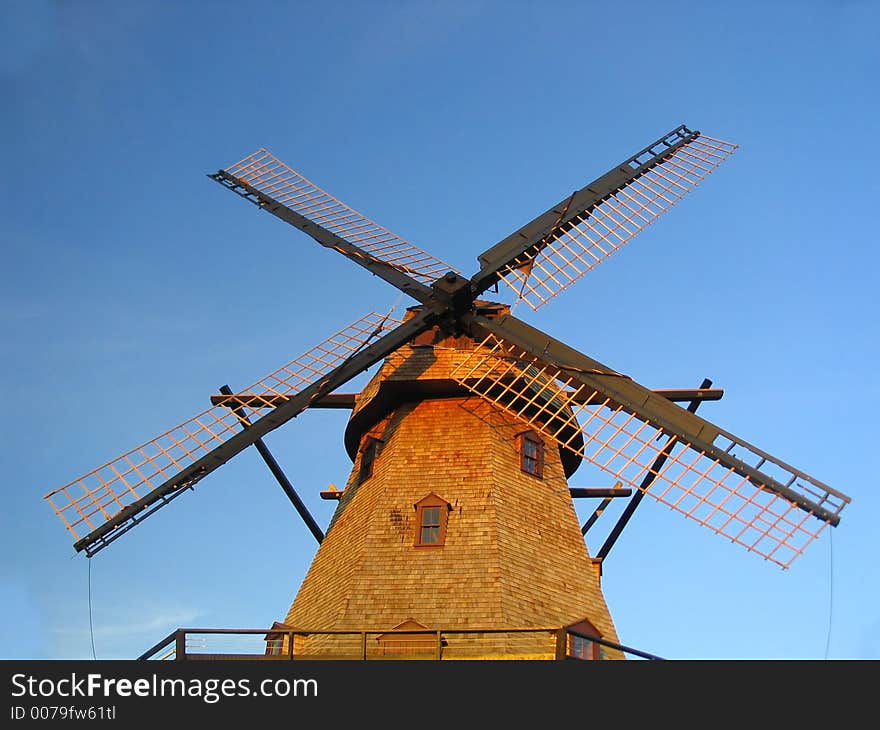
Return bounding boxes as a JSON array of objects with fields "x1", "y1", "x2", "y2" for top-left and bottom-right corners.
[{"x1": 44, "y1": 124, "x2": 851, "y2": 660}]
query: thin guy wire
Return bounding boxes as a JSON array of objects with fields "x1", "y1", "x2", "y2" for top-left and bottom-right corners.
[
  {"x1": 824, "y1": 528, "x2": 834, "y2": 659},
  {"x1": 88, "y1": 557, "x2": 97, "y2": 660}
]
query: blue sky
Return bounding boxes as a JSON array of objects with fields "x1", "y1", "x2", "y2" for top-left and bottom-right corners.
[{"x1": 2, "y1": 0, "x2": 878, "y2": 660}]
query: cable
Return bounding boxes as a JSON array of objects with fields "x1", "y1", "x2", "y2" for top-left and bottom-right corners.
[
  {"x1": 386, "y1": 291, "x2": 405, "y2": 323},
  {"x1": 88, "y1": 557, "x2": 97, "y2": 660},
  {"x1": 824, "y1": 528, "x2": 834, "y2": 660}
]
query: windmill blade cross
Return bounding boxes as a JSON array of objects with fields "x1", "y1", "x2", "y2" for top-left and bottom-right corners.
[
  {"x1": 452, "y1": 312, "x2": 851, "y2": 568},
  {"x1": 47, "y1": 123, "x2": 844, "y2": 571},
  {"x1": 44, "y1": 309, "x2": 434, "y2": 556},
  {"x1": 471, "y1": 125, "x2": 738, "y2": 309}
]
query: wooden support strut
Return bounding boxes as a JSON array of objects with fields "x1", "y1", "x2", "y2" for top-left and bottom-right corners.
[
  {"x1": 569, "y1": 487, "x2": 633, "y2": 499},
  {"x1": 594, "y1": 378, "x2": 713, "y2": 562},
  {"x1": 218, "y1": 385, "x2": 324, "y2": 544},
  {"x1": 209, "y1": 389, "x2": 724, "y2": 410}
]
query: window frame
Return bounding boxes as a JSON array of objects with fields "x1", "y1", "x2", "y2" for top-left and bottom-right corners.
[
  {"x1": 565, "y1": 618, "x2": 602, "y2": 660},
  {"x1": 518, "y1": 430, "x2": 545, "y2": 479},
  {"x1": 413, "y1": 493, "x2": 451, "y2": 548},
  {"x1": 263, "y1": 621, "x2": 293, "y2": 657}
]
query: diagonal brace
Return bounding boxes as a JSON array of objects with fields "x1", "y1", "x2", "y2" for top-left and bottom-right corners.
[
  {"x1": 219, "y1": 385, "x2": 323, "y2": 543},
  {"x1": 594, "y1": 378, "x2": 712, "y2": 561}
]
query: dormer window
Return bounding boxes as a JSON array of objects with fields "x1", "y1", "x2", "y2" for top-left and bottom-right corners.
[
  {"x1": 376, "y1": 619, "x2": 443, "y2": 658},
  {"x1": 414, "y1": 493, "x2": 451, "y2": 547},
  {"x1": 359, "y1": 437, "x2": 381, "y2": 482},
  {"x1": 519, "y1": 431, "x2": 544, "y2": 478},
  {"x1": 264, "y1": 621, "x2": 294, "y2": 656},
  {"x1": 564, "y1": 618, "x2": 603, "y2": 660}
]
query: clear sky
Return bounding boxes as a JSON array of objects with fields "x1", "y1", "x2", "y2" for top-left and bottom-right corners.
[{"x1": 2, "y1": 0, "x2": 878, "y2": 661}]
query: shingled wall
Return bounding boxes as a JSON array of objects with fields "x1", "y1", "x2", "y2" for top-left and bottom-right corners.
[{"x1": 282, "y1": 308, "x2": 622, "y2": 659}]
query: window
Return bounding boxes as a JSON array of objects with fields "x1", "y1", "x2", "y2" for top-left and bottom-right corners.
[
  {"x1": 359, "y1": 437, "x2": 380, "y2": 482},
  {"x1": 564, "y1": 619, "x2": 602, "y2": 660},
  {"x1": 265, "y1": 637, "x2": 283, "y2": 656},
  {"x1": 419, "y1": 506, "x2": 442, "y2": 545},
  {"x1": 414, "y1": 493, "x2": 451, "y2": 547},
  {"x1": 264, "y1": 621, "x2": 293, "y2": 656},
  {"x1": 568, "y1": 633, "x2": 598, "y2": 660},
  {"x1": 519, "y1": 431, "x2": 544, "y2": 478}
]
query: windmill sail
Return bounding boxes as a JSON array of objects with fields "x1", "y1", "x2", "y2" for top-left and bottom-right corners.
[
  {"x1": 473, "y1": 127, "x2": 737, "y2": 309},
  {"x1": 452, "y1": 313, "x2": 850, "y2": 568},
  {"x1": 44, "y1": 310, "x2": 410, "y2": 555},
  {"x1": 210, "y1": 149, "x2": 457, "y2": 293}
]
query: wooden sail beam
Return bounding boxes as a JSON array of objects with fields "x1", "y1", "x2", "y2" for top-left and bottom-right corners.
[{"x1": 209, "y1": 387, "x2": 724, "y2": 410}]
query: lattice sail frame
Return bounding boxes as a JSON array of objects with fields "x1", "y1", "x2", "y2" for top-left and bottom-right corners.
[
  {"x1": 498, "y1": 135, "x2": 738, "y2": 310},
  {"x1": 451, "y1": 333, "x2": 848, "y2": 568},
  {"x1": 44, "y1": 311, "x2": 402, "y2": 542},
  {"x1": 222, "y1": 149, "x2": 458, "y2": 285}
]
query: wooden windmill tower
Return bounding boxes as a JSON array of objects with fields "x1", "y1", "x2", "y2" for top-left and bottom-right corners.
[{"x1": 44, "y1": 125, "x2": 852, "y2": 660}]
